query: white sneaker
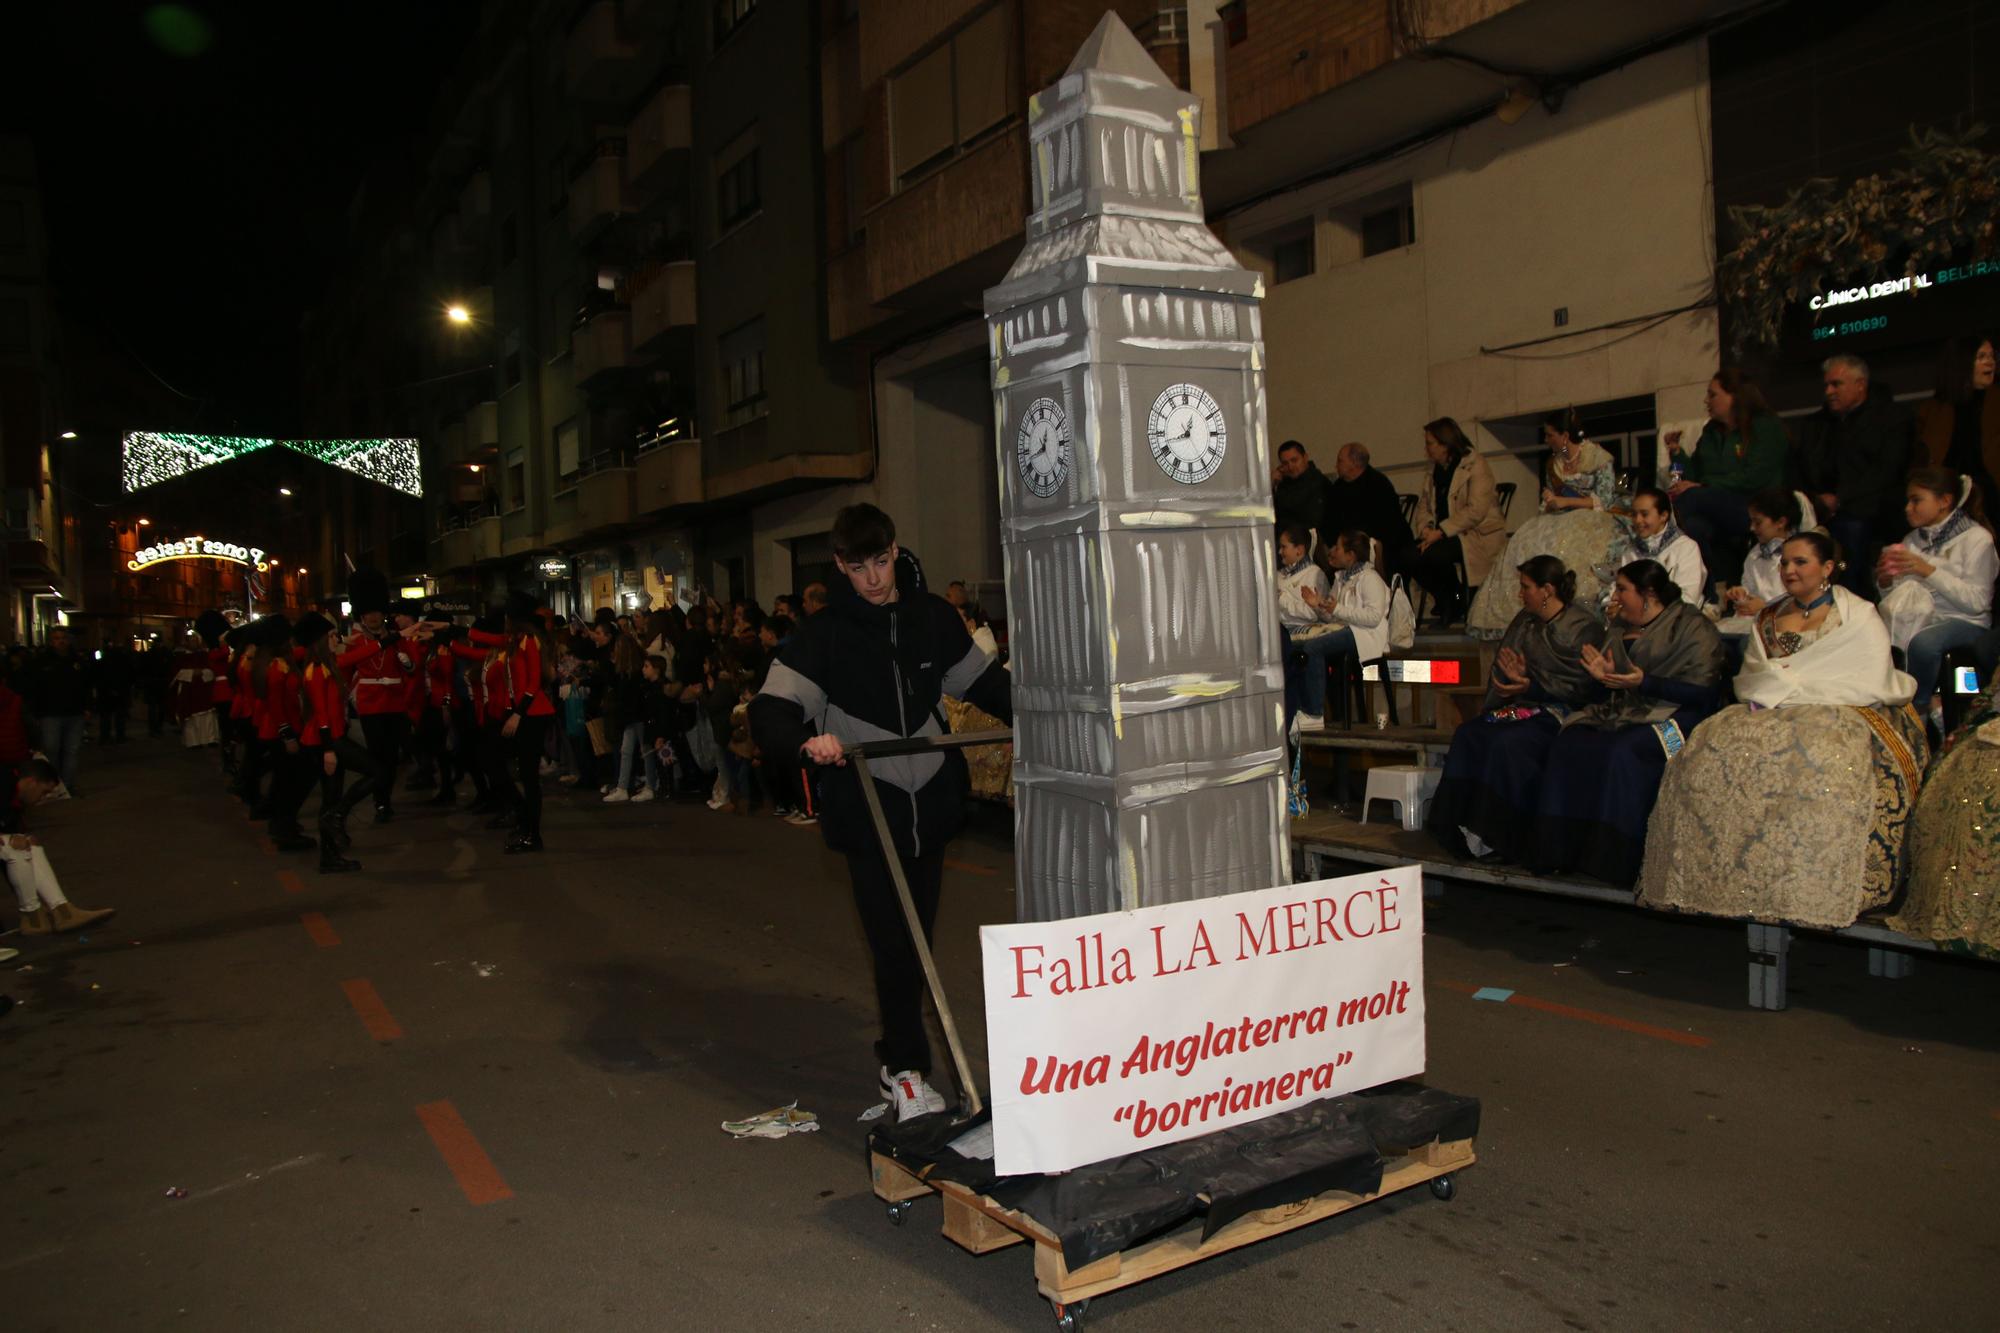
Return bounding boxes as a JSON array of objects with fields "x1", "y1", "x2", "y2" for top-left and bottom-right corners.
[
  {"x1": 785, "y1": 811, "x2": 817, "y2": 827},
  {"x1": 599, "y1": 784, "x2": 614, "y2": 795},
  {"x1": 538, "y1": 759, "x2": 557, "y2": 776},
  {"x1": 602, "y1": 788, "x2": 629, "y2": 803},
  {"x1": 1295, "y1": 713, "x2": 1325, "y2": 733},
  {"x1": 881, "y1": 1067, "x2": 946, "y2": 1122},
  {"x1": 631, "y1": 787, "x2": 656, "y2": 803},
  {"x1": 557, "y1": 774, "x2": 579, "y2": 786},
  {"x1": 705, "y1": 796, "x2": 727, "y2": 811}
]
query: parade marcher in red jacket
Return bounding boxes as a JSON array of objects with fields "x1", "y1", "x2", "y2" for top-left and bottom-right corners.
[
  {"x1": 406, "y1": 612, "x2": 457, "y2": 806},
  {"x1": 252, "y1": 615, "x2": 317, "y2": 853},
  {"x1": 469, "y1": 592, "x2": 556, "y2": 854},
  {"x1": 293, "y1": 611, "x2": 380, "y2": 874},
  {"x1": 199, "y1": 610, "x2": 236, "y2": 773},
  {"x1": 339, "y1": 571, "x2": 417, "y2": 824},
  {"x1": 227, "y1": 622, "x2": 264, "y2": 811},
  {"x1": 452, "y1": 612, "x2": 517, "y2": 825}
]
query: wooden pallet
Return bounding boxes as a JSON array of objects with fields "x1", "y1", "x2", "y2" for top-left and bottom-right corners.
[{"x1": 871, "y1": 1137, "x2": 1475, "y2": 1327}]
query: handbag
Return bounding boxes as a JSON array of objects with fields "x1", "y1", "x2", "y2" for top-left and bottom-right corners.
[{"x1": 585, "y1": 716, "x2": 612, "y2": 757}]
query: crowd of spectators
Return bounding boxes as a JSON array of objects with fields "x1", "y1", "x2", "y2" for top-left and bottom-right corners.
[{"x1": 1273, "y1": 339, "x2": 2000, "y2": 954}]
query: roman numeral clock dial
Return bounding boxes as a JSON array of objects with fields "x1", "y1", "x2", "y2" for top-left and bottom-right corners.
[
  {"x1": 1015, "y1": 396, "x2": 1072, "y2": 498},
  {"x1": 1146, "y1": 382, "x2": 1228, "y2": 484}
]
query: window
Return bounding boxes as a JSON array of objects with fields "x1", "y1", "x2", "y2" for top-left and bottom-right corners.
[
  {"x1": 555, "y1": 417, "x2": 581, "y2": 486},
  {"x1": 1324, "y1": 182, "x2": 1416, "y2": 266},
  {"x1": 1360, "y1": 200, "x2": 1416, "y2": 257},
  {"x1": 502, "y1": 328, "x2": 522, "y2": 389},
  {"x1": 719, "y1": 317, "x2": 766, "y2": 429},
  {"x1": 889, "y1": 3, "x2": 1014, "y2": 187},
  {"x1": 714, "y1": 0, "x2": 757, "y2": 45},
  {"x1": 715, "y1": 128, "x2": 761, "y2": 232},
  {"x1": 500, "y1": 216, "x2": 519, "y2": 267},
  {"x1": 505, "y1": 446, "x2": 526, "y2": 512},
  {"x1": 1243, "y1": 218, "x2": 1314, "y2": 286}
]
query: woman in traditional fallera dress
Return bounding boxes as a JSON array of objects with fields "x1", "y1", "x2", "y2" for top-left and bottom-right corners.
[
  {"x1": 1891, "y1": 678, "x2": 2000, "y2": 958},
  {"x1": 1525, "y1": 559, "x2": 1726, "y2": 886},
  {"x1": 1639, "y1": 533, "x2": 1926, "y2": 927},
  {"x1": 1427, "y1": 555, "x2": 1606, "y2": 864},
  {"x1": 1467, "y1": 409, "x2": 1632, "y2": 639}
]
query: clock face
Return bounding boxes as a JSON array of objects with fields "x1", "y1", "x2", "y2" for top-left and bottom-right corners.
[
  {"x1": 1147, "y1": 382, "x2": 1228, "y2": 484},
  {"x1": 1015, "y1": 396, "x2": 1072, "y2": 498}
]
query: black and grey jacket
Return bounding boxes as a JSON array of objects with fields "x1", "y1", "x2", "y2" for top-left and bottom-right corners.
[{"x1": 749, "y1": 553, "x2": 1011, "y2": 859}]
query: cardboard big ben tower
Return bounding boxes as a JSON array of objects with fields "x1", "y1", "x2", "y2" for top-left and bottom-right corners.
[{"x1": 987, "y1": 13, "x2": 1287, "y2": 922}]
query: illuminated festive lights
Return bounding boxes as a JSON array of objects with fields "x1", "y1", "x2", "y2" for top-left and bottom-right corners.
[
  {"x1": 129, "y1": 536, "x2": 270, "y2": 572},
  {"x1": 121, "y1": 432, "x2": 423, "y2": 497}
]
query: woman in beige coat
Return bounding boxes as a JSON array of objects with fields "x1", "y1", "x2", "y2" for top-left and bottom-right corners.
[{"x1": 1406, "y1": 416, "x2": 1507, "y2": 624}]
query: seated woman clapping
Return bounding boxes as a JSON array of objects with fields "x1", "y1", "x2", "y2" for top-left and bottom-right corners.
[
  {"x1": 1283, "y1": 529, "x2": 1388, "y2": 733},
  {"x1": 1523, "y1": 558, "x2": 1726, "y2": 885},
  {"x1": 1641, "y1": 532, "x2": 1926, "y2": 927},
  {"x1": 1427, "y1": 555, "x2": 1606, "y2": 863}
]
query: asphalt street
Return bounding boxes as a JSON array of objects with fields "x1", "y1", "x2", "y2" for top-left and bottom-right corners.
[{"x1": 4, "y1": 734, "x2": 1997, "y2": 1331}]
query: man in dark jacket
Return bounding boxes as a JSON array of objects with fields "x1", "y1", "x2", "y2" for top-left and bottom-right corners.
[
  {"x1": 1789, "y1": 353, "x2": 1915, "y2": 590},
  {"x1": 1326, "y1": 442, "x2": 1416, "y2": 556},
  {"x1": 749, "y1": 503, "x2": 1011, "y2": 1122},
  {"x1": 26, "y1": 627, "x2": 91, "y2": 795},
  {"x1": 1271, "y1": 440, "x2": 1334, "y2": 539}
]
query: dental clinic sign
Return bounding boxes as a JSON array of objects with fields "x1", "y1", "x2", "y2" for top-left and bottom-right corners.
[
  {"x1": 1808, "y1": 260, "x2": 2000, "y2": 309},
  {"x1": 981, "y1": 865, "x2": 1426, "y2": 1176},
  {"x1": 129, "y1": 536, "x2": 269, "y2": 572}
]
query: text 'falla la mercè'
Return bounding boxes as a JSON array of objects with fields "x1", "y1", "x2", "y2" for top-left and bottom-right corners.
[{"x1": 1005, "y1": 877, "x2": 1405, "y2": 1000}]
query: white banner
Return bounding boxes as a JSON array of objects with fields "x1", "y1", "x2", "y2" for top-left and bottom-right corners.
[{"x1": 981, "y1": 866, "x2": 1425, "y2": 1176}]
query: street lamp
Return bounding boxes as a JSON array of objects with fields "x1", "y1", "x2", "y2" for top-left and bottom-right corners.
[
  {"x1": 60, "y1": 430, "x2": 77, "y2": 440},
  {"x1": 137, "y1": 516, "x2": 151, "y2": 526},
  {"x1": 445, "y1": 304, "x2": 471, "y2": 325},
  {"x1": 279, "y1": 486, "x2": 293, "y2": 496}
]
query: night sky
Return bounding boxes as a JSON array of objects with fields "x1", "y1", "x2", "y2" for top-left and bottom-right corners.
[{"x1": 2, "y1": 1, "x2": 478, "y2": 434}]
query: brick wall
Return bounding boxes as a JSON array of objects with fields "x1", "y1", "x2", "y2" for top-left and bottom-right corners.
[{"x1": 1222, "y1": 0, "x2": 1396, "y2": 134}]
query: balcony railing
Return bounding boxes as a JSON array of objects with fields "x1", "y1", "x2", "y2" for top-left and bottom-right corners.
[
  {"x1": 572, "y1": 307, "x2": 632, "y2": 385},
  {"x1": 565, "y1": 1, "x2": 639, "y2": 98},
  {"x1": 567, "y1": 142, "x2": 630, "y2": 242},
  {"x1": 626, "y1": 83, "x2": 692, "y2": 201},
  {"x1": 630, "y1": 260, "x2": 696, "y2": 351}
]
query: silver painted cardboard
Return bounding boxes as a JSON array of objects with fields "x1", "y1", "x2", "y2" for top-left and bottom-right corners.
[{"x1": 986, "y1": 13, "x2": 1288, "y2": 921}]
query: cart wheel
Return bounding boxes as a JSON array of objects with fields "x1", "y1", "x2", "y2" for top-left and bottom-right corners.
[
  {"x1": 1052, "y1": 1298, "x2": 1089, "y2": 1331},
  {"x1": 1429, "y1": 1174, "x2": 1457, "y2": 1202},
  {"x1": 886, "y1": 1199, "x2": 913, "y2": 1227}
]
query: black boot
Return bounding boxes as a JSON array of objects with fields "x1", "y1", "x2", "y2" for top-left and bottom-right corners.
[
  {"x1": 321, "y1": 809, "x2": 354, "y2": 852},
  {"x1": 319, "y1": 837, "x2": 361, "y2": 874},
  {"x1": 272, "y1": 828, "x2": 316, "y2": 853},
  {"x1": 503, "y1": 832, "x2": 543, "y2": 854}
]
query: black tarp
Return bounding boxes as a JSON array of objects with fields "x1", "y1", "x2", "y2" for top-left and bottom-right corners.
[{"x1": 871, "y1": 1081, "x2": 1480, "y2": 1269}]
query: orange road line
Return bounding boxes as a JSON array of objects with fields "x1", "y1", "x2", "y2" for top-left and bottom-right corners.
[
  {"x1": 415, "y1": 1100, "x2": 514, "y2": 1205},
  {"x1": 339, "y1": 979, "x2": 403, "y2": 1042},
  {"x1": 944, "y1": 858, "x2": 998, "y2": 878},
  {"x1": 1435, "y1": 978, "x2": 1711, "y2": 1049},
  {"x1": 277, "y1": 870, "x2": 305, "y2": 895},
  {"x1": 300, "y1": 911, "x2": 339, "y2": 948}
]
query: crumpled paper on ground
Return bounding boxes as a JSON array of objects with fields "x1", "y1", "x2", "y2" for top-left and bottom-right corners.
[{"x1": 721, "y1": 1102, "x2": 819, "y2": 1139}]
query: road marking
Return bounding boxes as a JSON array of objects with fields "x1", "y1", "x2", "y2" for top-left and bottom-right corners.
[
  {"x1": 1437, "y1": 979, "x2": 1711, "y2": 1048},
  {"x1": 277, "y1": 870, "x2": 305, "y2": 895},
  {"x1": 339, "y1": 978, "x2": 403, "y2": 1042},
  {"x1": 300, "y1": 911, "x2": 339, "y2": 948},
  {"x1": 944, "y1": 858, "x2": 999, "y2": 877},
  {"x1": 415, "y1": 1100, "x2": 514, "y2": 1205}
]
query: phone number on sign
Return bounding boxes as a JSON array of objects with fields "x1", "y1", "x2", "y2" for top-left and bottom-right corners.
[{"x1": 1812, "y1": 315, "x2": 1889, "y2": 341}]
